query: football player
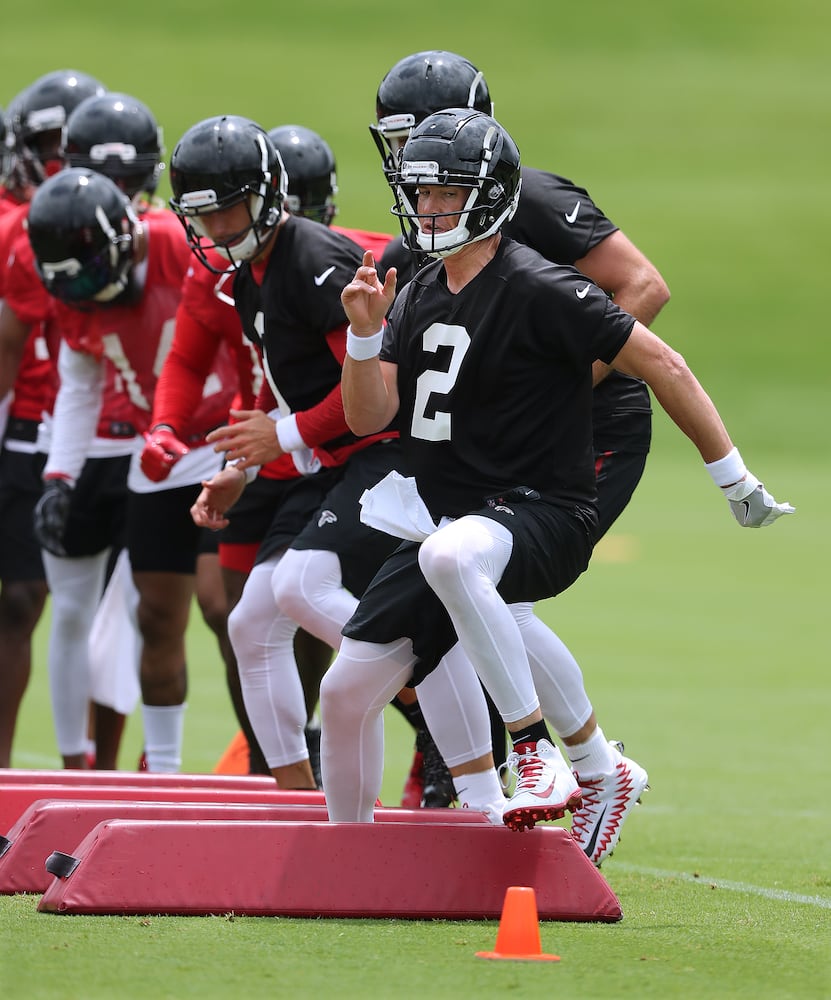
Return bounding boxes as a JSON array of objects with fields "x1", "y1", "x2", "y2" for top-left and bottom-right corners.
[
  {"x1": 0, "y1": 69, "x2": 106, "y2": 767},
  {"x1": 168, "y1": 115, "x2": 403, "y2": 790},
  {"x1": 323, "y1": 109, "x2": 792, "y2": 860},
  {"x1": 141, "y1": 123, "x2": 395, "y2": 779},
  {"x1": 365, "y1": 49, "x2": 671, "y2": 844},
  {"x1": 26, "y1": 167, "x2": 239, "y2": 772}
]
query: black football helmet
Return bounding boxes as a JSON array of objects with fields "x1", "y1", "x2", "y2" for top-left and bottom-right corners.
[
  {"x1": 27, "y1": 167, "x2": 139, "y2": 306},
  {"x1": 371, "y1": 51, "x2": 492, "y2": 175},
  {"x1": 390, "y1": 108, "x2": 521, "y2": 259},
  {"x1": 169, "y1": 115, "x2": 286, "y2": 272},
  {"x1": 267, "y1": 125, "x2": 337, "y2": 225},
  {"x1": 63, "y1": 92, "x2": 164, "y2": 201},
  {"x1": 6, "y1": 70, "x2": 106, "y2": 189}
]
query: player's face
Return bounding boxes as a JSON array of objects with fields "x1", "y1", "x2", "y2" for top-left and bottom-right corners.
[
  {"x1": 197, "y1": 200, "x2": 254, "y2": 248},
  {"x1": 416, "y1": 185, "x2": 466, "y2": 234}
]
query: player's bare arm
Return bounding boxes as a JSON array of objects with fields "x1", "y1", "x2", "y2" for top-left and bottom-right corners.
[
  {"x1": 610, "y1": 322, "x2": 731, "y2": 463},
  {"x1": 576, "y1": 230, "x2": 670, "y2": 328},
  {"x1": 580, "y1": 230, "x2": 671, "y2": 388},
  {"x1": 341, "y1": 251, "x2": 400, "y2": 436}
]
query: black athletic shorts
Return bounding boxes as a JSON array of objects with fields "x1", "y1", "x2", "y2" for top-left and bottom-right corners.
[
  {"x1": 127, "y1": 483, "x2": 205, "y2": 574},
  {"x1": 343, "y1": 495, "x2": 597, "y2": 685},
  {"x1": 0, "y1": 441, "x2": 46, "y2": 582},
  {"x1": 290, "y1": 439, "x2": 404, "y2": 598},
  {"x1": 60, "y1": 454, "x2": 131, "y2": 558}
]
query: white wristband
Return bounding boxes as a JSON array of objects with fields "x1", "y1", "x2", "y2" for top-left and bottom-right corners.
[
  {"x1": 346, "y1": 325, "x2": 384, "y2": 361},
  {"x1": 705, "y1": 446, "x2": 747, "y2": 488}
]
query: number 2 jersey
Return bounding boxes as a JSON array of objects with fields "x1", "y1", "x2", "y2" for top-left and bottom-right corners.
[
  {"x1": 381, "y1": 165, "x2": 652, "y2": 454},
  {"x1": 381, "y1": 237, "x2": 636, "y2": 521}
]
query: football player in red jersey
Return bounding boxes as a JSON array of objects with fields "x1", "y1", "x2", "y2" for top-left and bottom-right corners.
[
  {"x1": 26, "y1": 168, "x2": 240, "y2": 772},
  {"x1": 0, "y1": 90, "x2": 174, "y2": 769},
  {"x1": 0, "y1": 70, "x2": 106, "y2": 768}
]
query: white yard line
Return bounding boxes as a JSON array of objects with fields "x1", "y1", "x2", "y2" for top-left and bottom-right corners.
[{"x1": 614, "y1": 863, "x2": 831, "y2": 909}]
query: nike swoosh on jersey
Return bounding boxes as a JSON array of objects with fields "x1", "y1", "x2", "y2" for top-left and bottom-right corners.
[
  {"x1": 314, "y1": 265, "x2": 336, "y2": 286},
  {"x1": 576, "y1": 284, "x2": 591, "y2": 299},
  {"x1": 565, "y1": 201, "x2": 581, "y2": 224}
]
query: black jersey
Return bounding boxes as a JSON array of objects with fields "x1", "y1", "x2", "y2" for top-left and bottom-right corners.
[
  {"x1": 380, "y1": 238, "x2": 635, "y2": 520},
  {"x1": 232, "y1": 215, "x2": 365, "y2": 453},
  {"x1": 380, "y1": 165, "x2": 650, "y2": 452}
]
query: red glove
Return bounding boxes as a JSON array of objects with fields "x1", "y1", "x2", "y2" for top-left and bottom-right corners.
[{"x1": 140, "y1": 426, "x2": 190, "y2": 482}]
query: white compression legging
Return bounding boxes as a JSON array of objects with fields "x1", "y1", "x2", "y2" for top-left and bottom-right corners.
[
  {"x1": 228, "y1": 556, "x2": 311, "y2": 770},
  {"x1": 271, "y1": 548, "x2": 357, "y2": 652},
  {"x1": 321, "y1": 638, "x2": 493, "y2": 821},
  {"x1": 417, "y1": 516, "x2": 593, "y2": 735},
  {"x1": 417, "y1": 515, "x2": 539, "y2": 722},
  {"x1": 43, "y1": 549, "x2": 111, "y2": 755},
  {"x1": 320, "y1": 514, "x2": 594, "y2": 820}
]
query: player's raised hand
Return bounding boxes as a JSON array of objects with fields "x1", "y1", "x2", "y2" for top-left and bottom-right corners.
[{"x1": 341, "y1": 251, "x2": 396, "y2": 335}]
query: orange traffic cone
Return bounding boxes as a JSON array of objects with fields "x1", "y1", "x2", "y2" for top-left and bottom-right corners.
[
  {"x1": 475, "y1": 886, "x2": 561, "y2": 962},
  {"x1": 213, "y1": 729, "x2": 251, "y2": 775}
]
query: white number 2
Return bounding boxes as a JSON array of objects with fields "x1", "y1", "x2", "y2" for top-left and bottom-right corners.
[{"x1": 410, "y1": 323, "x2": 470, "y2": 442}]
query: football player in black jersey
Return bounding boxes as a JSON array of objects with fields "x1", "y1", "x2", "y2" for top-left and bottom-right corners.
[
  {"x1": 366, "y1": 47, "x2": 673, "y2": 824},
  {"x1": 170, "y1": 115, "x2": 404, "y2": 790},
  {"x1": 321, "y1": 109, "x2": 793, "y2": 860}
]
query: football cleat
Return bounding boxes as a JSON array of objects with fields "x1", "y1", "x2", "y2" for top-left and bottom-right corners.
[
  {"x1": 400, "y1": 747, "x2": 425, "y2": 808},
  {"x1": 418, "y1": 728, "x2": 456, "y2": 808},
  {"x1": 304, "y1": 723, "x2": 322, "y2": 789},
  {"x1": 570, "y1": 740, "x2": 649, "y2": 866},
  {"x1": 501, "y1": 739, "x2": 582, "y2": 832}
]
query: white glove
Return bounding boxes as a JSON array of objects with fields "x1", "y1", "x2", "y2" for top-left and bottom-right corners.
[{"x1": 722, "y1": 473, "x2": 795, "y2": 528}]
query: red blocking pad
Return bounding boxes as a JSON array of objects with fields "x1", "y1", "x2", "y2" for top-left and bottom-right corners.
[
  {"x1": 0, "y1": 800, "x2": 489, "y2": 894},
  {"x1": 0, "y1": 783, "x2": 325, "y2": 836},
  {"x1": 38, "y1": 819, "x2": 621, "y2": 921},
  {"x1": 0, "y1": 769, "x2": 277, "y2": 788}
]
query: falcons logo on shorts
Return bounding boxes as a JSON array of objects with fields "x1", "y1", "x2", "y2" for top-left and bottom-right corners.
[{"x1": 318, "y1": 510, "x2": 338, "y2": 527}]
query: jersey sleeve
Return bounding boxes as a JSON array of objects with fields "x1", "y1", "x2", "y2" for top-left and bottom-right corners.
[{"x1": 506, "y1": 168, "x2": 618, "y2": 265}]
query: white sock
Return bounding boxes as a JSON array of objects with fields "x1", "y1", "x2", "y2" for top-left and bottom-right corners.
[
  {"x1": 452, "y1": 768, "x2": 505, "y2": 810},
  {"x1": 142, "y1": 703, "x2": 186, "y2": 772},
  {"x1": 564, "y1": 725, "x2": 616, "y2": 777}
]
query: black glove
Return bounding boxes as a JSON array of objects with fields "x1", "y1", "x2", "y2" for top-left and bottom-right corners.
[{"x1": 33, "y1": 478, "x2": 73, "y2": 556}]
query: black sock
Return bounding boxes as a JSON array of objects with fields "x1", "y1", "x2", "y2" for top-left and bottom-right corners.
[
  {"x1": 510, "y1": 719, "x2": 551, "y2": 749},
  {"x1": 391, "y1": 695, "x2": 427, "y2": 732}
]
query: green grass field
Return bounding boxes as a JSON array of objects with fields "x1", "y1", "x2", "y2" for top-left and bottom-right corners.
[{"x1": 1, "y1": 2, "x2": 829, "y2": 997}]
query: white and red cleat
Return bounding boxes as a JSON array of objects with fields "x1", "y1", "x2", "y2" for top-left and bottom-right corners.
[
  {"x1": 502, "y1": 739, "x2": 582, "y2": 832},
  {"x1": 570, "y1": 741, "x2": 649, "y2": 866}
]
